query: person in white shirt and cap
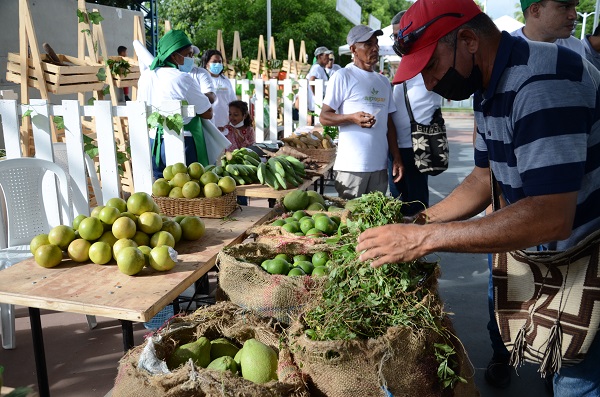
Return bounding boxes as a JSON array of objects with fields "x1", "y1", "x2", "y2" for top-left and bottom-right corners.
[
  {"x1": 319, "y1": 25, "x2": 403, "y2": 199},
  {"x1": 307, "y1": 46, "x2": 333, "y2": 93}
]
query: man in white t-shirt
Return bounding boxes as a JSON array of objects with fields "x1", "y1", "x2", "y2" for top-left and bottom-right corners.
[
  {"x1": 320, "y1": 25, "x2": 403, "y2": 199},
  {"x1": 308, "y1": 47, "x2": 332, "y2": 88},
  {"x1": 188, "y1": 45, "x2": 216, "y2": 104},
  {"x1": 326, "y1": 54, "x2": 342, "y2": 76},
  {"x1": 513, "y1": 0, "x2": 586, "y2": 57}
]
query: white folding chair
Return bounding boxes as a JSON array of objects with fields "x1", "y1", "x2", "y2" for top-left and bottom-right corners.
[{"x1": 0, "y1": 158, "x2": 95, "y2": 350}]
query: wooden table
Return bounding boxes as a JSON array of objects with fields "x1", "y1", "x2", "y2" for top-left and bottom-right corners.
[
  {"x1": 235, "y1": 160, "x2": 334, "y2": 202},
  {"x1": 0, "y1": 206, "x2": 273, "y2": 397}
]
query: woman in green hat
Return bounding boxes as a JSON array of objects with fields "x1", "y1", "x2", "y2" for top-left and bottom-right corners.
[{"x1": 138, "y1": 29, "x2": 213, "y2": 178}]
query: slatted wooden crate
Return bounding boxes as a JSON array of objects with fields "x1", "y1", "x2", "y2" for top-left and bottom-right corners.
[
  {"x1": 106, "y1": 56, "x2": 140, "y2": 88},
  {"x1": 6, "y1": 53, "x2": 104, "y2": 95}
]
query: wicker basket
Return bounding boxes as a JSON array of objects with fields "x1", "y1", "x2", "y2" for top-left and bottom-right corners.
[
  {"x1": 294, "y1": 147, "x2": 337, "y2": 164},
  {"x1": 153, "y1": 191, "x2": 238, "y2": 218}
]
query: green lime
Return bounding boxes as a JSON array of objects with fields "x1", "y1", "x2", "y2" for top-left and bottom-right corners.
[
  {"x1": 293, "y1": 254, "x2": 310, "y2": 263},
  {"x1": 312, "y1": 266, "x2": 329, "y2": 277},
  {"x1": 282, "y1": 223, "x2": 299, "y2": 233},
  {"x1": 311, "y1": 212, "x2": 328, "y2": 220},
  {"x1": 287, "y1": 267, "x2": 306, "y2": 277},
  {"x1": 292, "y1": 210, "x2": 307, "y2": 221},
  {"x1": 305, "y1": 228, "x2": 325, "y2": 238},
  {"x1": 266, "y1": 258, "x2": 290, "y2": 275},
  {"x1": 330, "y1": 215, "x2": 342, "y2": 225},
  {"x1": 299, "y1": 218, "x2": 315, "y2": 234},
  {"x1": 314, "y1": 216, "x2": 337, "y2": 235},
  {"x1": 271, "y1": 219, "x2": 286, "y2": 227},
  {"x1": 260, "y1": 259, "x2": 272, "y2": 270},
  {"x1": 274, "y1": 253, "x2": 291, "y2": 263},
  {"x1": 283, "y1": 217, "x2": 297, "y2": 224},
  {"x1": 312, "y1": 252, "x2": 329, "y2": 267},
  {"x1": 295, "y1": 260, "x2": 314, "y2": 275}
]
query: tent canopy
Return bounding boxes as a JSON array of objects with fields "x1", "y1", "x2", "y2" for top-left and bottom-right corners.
[{"x1": 493, "y1": 15, "x2": 524, "y2": 33}]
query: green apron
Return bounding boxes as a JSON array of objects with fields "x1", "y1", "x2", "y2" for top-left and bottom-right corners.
[{"x1": 151, "y1": 115, "x2": 210, "y2": 168}]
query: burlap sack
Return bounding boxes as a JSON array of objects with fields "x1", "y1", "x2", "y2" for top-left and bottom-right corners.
[
  {"x1": 288, "y1": 299, "x2": 479, "y2": 397},
  {"x1": 217, "y1": 242, "x2": 329, "y2": 324},
  {"x1": 113, "y1": 302, "x2": 308, "y2": 397}
]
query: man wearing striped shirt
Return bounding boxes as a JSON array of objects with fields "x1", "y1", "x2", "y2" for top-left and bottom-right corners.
[{"x1": 356, "y1": 0, "x2": 600, "y2": 395}]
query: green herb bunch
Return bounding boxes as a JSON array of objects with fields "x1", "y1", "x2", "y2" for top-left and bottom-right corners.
[
  {"x1": 302, "y1": 191, "x2": 466, "y2": 389},
  {"x1": 106, "y1": 58, "x2": 131, "y2": 77}
]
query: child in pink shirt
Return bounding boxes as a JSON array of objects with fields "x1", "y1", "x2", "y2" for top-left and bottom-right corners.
[{"x1": 222, "y1": 100, "x2": 255, "y2": 150}]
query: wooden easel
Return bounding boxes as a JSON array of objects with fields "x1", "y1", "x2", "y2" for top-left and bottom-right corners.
[
  {"x1": 298, "y1": 41, "x2": 308, "y2": 64},
  {"x1": 232, "y1": 31, "x2": 242, "y2": 60},
  {"x1": 284, "y1": 39, "x2": 298, "y2": 75},
  {"x1": 216, "y1": 30, "x2": 228, "y2": 64},
  {"x1": 250, "y1": 35, "x2": 267, "y2": 77},
  {"x1": 17, "y1": 0, "x2": 49, "y2": 153},
  {"x1": 164, "y1": 20, "x2": 172, "y2": 33},
  {"x1": 268, "y1": 36, "x2": 277, "y2": 60}
]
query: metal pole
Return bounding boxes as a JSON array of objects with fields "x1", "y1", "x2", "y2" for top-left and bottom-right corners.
[
  {"x1": 267, "y1": 0, "x2": 272, "y2": 59},
  {"x1": 595, "y1": 0, "x2": 600, "y2": 34}
]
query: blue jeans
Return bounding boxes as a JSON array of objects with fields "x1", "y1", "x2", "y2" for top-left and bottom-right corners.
[
  {"x1": 487, "y1": 253, "x2": 511, "y2": 359},
  {"x1": 388, "y1": 148, "x2": 429, "y2": 216},
  {"x1": 150, "y1": 136, "x2": 198, "y2": 179}
]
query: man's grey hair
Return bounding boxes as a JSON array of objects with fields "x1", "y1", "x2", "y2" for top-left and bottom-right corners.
[{"x1": 391, "y1": 10, "x2": 406, "y2": 26}]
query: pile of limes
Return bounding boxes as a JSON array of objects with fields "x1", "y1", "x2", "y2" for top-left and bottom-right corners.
[
  {"x1": 29, "y1": 192, "x2": 206, "y2": 276},
  {"x1": 260, "y1": 252, "x2": 330, "y2": 277},
  {"x1": 270, "y1": 210, "x2": 342, "y2": 237},
  {"x1": 152, "y1": 162, "x2": 236, "y2": 199}
]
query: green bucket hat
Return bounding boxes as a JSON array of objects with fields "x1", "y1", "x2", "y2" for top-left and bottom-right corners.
[
  {"x1": 150, "y1": 29, "x2": 192, "y2": 70},
  {"x1": 521, "y1": 0, "x2": 570, "y2": 13}
]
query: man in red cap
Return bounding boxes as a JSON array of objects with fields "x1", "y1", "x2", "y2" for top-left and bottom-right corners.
[{"x1": 356, "y1": 0, "x2": 600, "y2": 395}]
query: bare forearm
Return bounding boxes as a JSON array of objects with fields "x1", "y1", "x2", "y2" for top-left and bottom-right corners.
[{"x1": 421, "y1": 167, "x2": 490, "y2": 224}]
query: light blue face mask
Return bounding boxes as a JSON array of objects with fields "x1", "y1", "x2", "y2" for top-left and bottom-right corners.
[
  {"x1": 178, "y1": 56, "x2": 194, "y2": 73},
  {"x1": 209, "y1": 62, "x2": 224, "y2": 75}
]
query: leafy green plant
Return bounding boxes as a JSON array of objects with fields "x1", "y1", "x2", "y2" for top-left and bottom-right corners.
[
  {"x1": 106, "y1": 58, "x2": 131, "y2": 77},
  {"x1": 265, "y1": 59, "x2": 282, "y2": 71},
  {"x1": 229, "y1": 57, "x2": 250, "y2": 78},
  {"x1": 301, "y1": 192, "x2": 465, "y2": 389}
]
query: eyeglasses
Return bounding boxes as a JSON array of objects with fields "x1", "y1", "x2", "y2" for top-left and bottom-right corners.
[{"x1": 392, "y1": 12, "x2": 463, "y2": 57}]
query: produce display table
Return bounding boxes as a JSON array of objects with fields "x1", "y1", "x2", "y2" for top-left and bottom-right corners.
[
  {"x1": 236, "y1": 160, "x2": 334, "y2": 202},
  {"x1": 0, "y1": 206, "x2": 274, "y2": 397}
]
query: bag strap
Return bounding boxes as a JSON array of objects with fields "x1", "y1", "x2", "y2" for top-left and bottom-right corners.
[
  {"x1": 490, "y1": 170, "x2": 501, "y2": 212},
  {"x1": 403, "y1": 82, "x2": 416, "y2": 124}
]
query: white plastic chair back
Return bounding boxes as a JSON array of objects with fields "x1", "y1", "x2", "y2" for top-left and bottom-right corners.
[{"x1": 0, "y1": 157, "x2": 71, "y2": 247}]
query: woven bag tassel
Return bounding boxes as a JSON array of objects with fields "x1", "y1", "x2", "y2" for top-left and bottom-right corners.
[
  {"x1": 510, "y1": 326, "x2": 527, "y2": 367},
  {"x1": 539, "y1": 321, "x2": 563, "y2": 376}
]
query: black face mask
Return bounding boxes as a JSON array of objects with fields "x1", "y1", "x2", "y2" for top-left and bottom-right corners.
[{"x1": 432, "y1": 46, "x2": 483, "y2": 101}]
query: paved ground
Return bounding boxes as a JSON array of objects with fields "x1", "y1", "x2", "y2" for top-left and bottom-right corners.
[{"x1": 1, "y1": 113, "x2": 552, "y2": 397}]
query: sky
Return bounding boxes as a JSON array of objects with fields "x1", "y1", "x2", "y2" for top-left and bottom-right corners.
[{"x1": 485, "y1": 0, "x2": 521, "y2": 19}]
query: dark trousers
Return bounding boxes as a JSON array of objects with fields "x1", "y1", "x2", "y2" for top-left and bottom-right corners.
[
  {"x1": 388, "y1": 147, "x2": 429, "y2": 217},
  {"x1": 150, "y1": 136, "x2": 198, "y2": 179}
]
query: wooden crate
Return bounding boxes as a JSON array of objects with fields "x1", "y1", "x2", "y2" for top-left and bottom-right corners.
[
  {"x1": 107, "y1": 56, "x2": 140, "y2": 88},
  {"x1": 6, "y1": 53, "x2": 105, "y2": 95}
]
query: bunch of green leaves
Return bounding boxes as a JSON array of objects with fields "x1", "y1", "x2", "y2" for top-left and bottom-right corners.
[
  {"x1": 229, "y1": 57, "x2": 250, "y2": 78},
  {"x1": 106, "y1": 58, "x2": 131, "y2": 77},
  {"x1": 77, "y1": 9, "x2": 104, "y2": 25},
  {"x1": 435, "y1": 343, "x2": 467, "y2": 389},
  {"x1": 344, "y1": 191, "x2": 406, "y2": 233},
  {"x1": 265, "y1": 59, "x2": 283, "y2": 71},
  {"x1": 147, "y1": 112, "x2": 184, "y2": 135},
  {"x1": 323, "y1": 125, "x2": 339, "y2": 140}
]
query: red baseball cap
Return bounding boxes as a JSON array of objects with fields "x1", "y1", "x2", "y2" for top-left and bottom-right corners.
[{"x1": 392, "y1": 0, "x2": 482, "y2": 84}]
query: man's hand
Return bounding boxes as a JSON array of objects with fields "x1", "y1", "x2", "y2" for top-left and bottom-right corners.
[
  {"x1": 354, "y1": 112, "x2": 376, "y2": 128},
  {"x1": 392, "y1": 156, "x2": 403, "y2": 182},
  {"x1": 356, "y1": 223, "x2": 429, "y2": 267}
]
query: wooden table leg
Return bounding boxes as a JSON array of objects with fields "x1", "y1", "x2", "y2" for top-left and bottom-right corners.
[
  {"x1": 29, "y1": 307, "x2": 50, "y2": 397},
  {"x1": 120, "y1": 320, "x2": 134, "y2": 352}
]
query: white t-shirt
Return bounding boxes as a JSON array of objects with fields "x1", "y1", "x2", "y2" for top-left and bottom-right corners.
[
  {"x1": 137, "y1": 67, "x2": 212, "y2": 137},
  {"x1": 326, "y1": 64, "x2": 342, "y2": 76},
  {"x1": 391, "y1": 74, "x2": 443, "y2": 149},
  {"x1": 512, "y1": 27, "x2": 586, "y2": 57},
  {"x1": 189, "y1": 66, "x2": 215, "y2": 96},
  {"x1": 324, "y1": 64, "x2": 396, "y2": 172},
  {"x1": 210, "y1": 74, "x2": 237, "y2": 129},
  {"x1": 307, "y1": 63, "x2": 330, "y2": 81}
]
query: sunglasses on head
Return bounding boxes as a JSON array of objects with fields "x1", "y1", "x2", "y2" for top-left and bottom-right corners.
[{"x1": 392, "y1": 12, "x2": 463, "y2": 57}]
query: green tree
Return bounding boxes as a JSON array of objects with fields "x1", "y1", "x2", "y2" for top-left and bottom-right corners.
[{"x1": 159, "y1": 0, "x2": 411, "y2": 64}]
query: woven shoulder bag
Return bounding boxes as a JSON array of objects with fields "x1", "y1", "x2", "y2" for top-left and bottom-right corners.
[{"x1": 491, "y1": 174, "x2": 600, "y2": 375}]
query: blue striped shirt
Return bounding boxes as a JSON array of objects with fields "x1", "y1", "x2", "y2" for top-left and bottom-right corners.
[{"x1": 474, "y1": 32, "x2": 600, "y2": 250}]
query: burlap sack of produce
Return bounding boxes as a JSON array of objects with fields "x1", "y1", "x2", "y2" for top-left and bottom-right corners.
[
  {"x1": 217, "y1": 242, "x2": 329, "y2": 324},
  {"x1": 288, "y1": 297, "x2": 479, "y2": 397},
  {"x1": 112, "y1": 302, "x2": 308, "y2": 397}
]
